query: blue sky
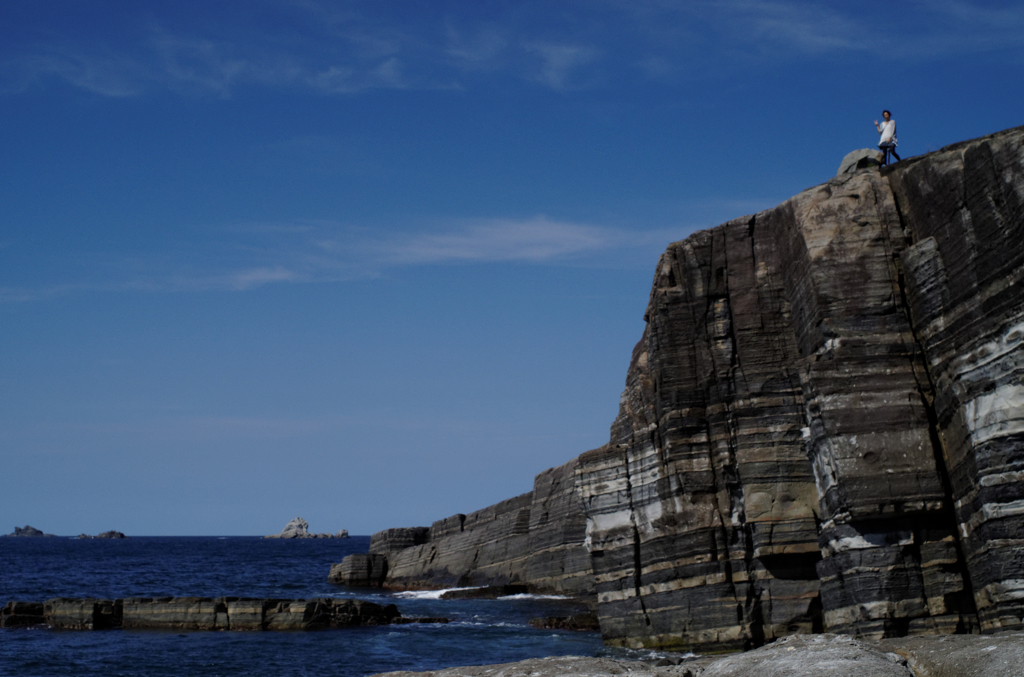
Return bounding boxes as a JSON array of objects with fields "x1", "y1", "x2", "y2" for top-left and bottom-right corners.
[{"x1": 2, "y1": 1, "x2": 1022, "y2": 536}]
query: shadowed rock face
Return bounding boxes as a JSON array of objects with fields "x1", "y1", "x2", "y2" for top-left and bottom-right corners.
[{"x1": 336, "y1": 126, "x2": 1024, "y2": 653}]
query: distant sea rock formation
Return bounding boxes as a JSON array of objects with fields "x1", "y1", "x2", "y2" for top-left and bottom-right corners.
[
  {"x1": 264, "y1": 517, "x2": 349, "y2": 539},
  {"x1": 3, "y1": 526, "x2": 57, "y2": 538},
  {"x1": 332, "y1": 125, "x2": 1024, "y2": 653},
  {"x1": 76, "y1": 531, "x2": 127, "y2": 539}
]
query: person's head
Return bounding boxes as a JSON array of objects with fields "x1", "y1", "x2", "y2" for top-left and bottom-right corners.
[{"x1": 882, "y1": 110, "x2": 891, "y2": 120}]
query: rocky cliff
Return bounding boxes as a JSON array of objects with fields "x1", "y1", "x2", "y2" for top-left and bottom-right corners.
[
  {"x1": 334, "y1": 125, "x2": 1024, "y2": 652},
  {"x1": 580, "y1": 124, "x2": 1023, "y2": 651},
  {"x1": 332, "y1": 458, "x2": 594, "y2": 597}
]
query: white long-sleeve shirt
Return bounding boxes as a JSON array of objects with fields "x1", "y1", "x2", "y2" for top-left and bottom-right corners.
[{"x1": 879, "y1": 119, "x2": 897, "y2": 145}]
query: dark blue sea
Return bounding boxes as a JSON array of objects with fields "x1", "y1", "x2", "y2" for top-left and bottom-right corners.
[{"x1": 0, "y1": 536, "x2": 605, "y2": 677}]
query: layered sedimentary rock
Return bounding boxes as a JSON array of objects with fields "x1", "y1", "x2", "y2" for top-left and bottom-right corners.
[
  {"x1": 336, "y1": 126, "x2": 1024, "y2": 653},
  {"x1": 328, "y1": 554, "x2": 389, "y2": 587},
  {"x1": 578, "y1": 126, "x2": 1023, "y2": 651},
  {"x1": 887, "y1": 132, "x2": 1024, "y2": 632},
  {"x1": 1, "y1": 597, "x2": 403, "y2": 630},
  {"x1": 333, "y1": 458, "x2": 594, "y2": 597}
]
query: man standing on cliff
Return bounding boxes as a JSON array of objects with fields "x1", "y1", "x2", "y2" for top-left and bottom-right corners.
[{"x1": 875, "y1": 110, "x2": 900, "y2": 165}]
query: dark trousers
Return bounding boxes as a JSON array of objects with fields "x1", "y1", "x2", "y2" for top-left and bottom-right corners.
[{"x1": 879, "y1": 142, "x2": 900, "y2": 165}]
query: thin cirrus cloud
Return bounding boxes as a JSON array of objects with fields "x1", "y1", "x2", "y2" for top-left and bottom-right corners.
[
  {"x1": 374, "y1": 218, "x2": 623, "y2": 265},
  {"x1": 522, "y1": 42, "x2": 600, "y2": 91},
  {"x1": 3, "y1": 1, "x2": 1023, "y2": 99},
  {"x1": 1, "y1": 50, "x2": 151, "y2": 97},
  {"x1": 0, "y1": 218, "x2": 660, "y2": 302}
]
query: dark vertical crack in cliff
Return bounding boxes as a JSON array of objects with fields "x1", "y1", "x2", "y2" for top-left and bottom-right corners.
[
  {"x1": 699, "y1": 224, "x2": 763, "y2": 648},
  {"x1": 884, "y1": 175, "x2": 980, "y2": 626},
  {"x1": 620, "y1": 442, "x2": 652, "y2": 626}
]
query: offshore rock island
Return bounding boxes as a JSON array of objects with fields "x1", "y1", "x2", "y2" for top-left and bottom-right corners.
[{"x1": 334, "y1": 125, "x2": 1024, "y2": 654}]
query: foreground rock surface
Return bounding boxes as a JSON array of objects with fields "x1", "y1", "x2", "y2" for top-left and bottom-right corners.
[
  {"x1": 350, "y1": 125, "x2": 1024, "y2": 653},
  {"x1": 369, "y1": 633, "x2": 1024, "y2": 677},
  {"x1": 880, "y1": 632, "x2": 1024, "y2": 677}
]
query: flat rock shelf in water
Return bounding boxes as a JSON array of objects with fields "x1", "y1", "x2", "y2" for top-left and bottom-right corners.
[
  {"x1": 0, "y1": 536, "x2": 603, "y2": 677},
  {"x1": 0, "y1": 596, "x2": 433, "y2": 630}
]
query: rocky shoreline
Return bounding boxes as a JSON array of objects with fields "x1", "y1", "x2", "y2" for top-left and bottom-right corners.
[{"x1": 332, "y1": 124, "x2": 1024, "y2": 653}]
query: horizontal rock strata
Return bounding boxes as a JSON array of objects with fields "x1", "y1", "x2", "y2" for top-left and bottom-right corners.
[
  {"x1": 578, "y1": 125, "x2": 1024, "y2": 651},
  {"x1": 339, "y1": 125, "x2": 1024, "y2": 654},
  {"x1": 332, "y1": 458, "x2": 594, "y2": 598},
  {"x1": 1, "y1": 597, "x2": 403, "y2": 630},
  {"x1": 329, "y1": 553, "x2": 389, "y2": 587}
]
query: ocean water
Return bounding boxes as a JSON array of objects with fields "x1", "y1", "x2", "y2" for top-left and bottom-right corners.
[{"x1": 0, "y1": 536, "x2": 604, "y2": 676}]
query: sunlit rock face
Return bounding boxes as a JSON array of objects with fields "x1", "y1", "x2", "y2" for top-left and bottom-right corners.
[
  {"x1": 578, "y1": 126, "x2": 1024, "y2": 651},
  {"x1": 378, "y1": 458, "x2": 595, "y2": 597}
]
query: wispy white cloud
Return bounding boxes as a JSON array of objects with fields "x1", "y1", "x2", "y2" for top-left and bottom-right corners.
[
  {"x1": 0, "y1": 216, "x2": 671, "y2": 302},
  {"x1": 220, "y1": 266, "x2": 300, "y2": 291},
  {"x1": 445, "y1": 25, "x2": 509, "y2": 70},
  {"x1": 377, "y1": 218, "x2": 618, "y2": 263},
  {"x1": 523, "y1": 42, "x2": 600, "y2": 90},
  {"x1": 1, "y1": 51, "x2": 150, "y2": 96},
  {"x1": 153, "y1": 35, "x2": 253, "y2": 96},
  {"x1": 724, "y1": 1, "x2": 864, "y2": 53},
  {"x1": 3, "y1": 1, "x2": 1022, "y2": 98}
]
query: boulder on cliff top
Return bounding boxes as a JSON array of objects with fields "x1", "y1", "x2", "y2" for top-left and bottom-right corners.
[
  {"x1": 3, "y1": 525, "x2": 56, "y2": 538},
  {"x1": 837, "y1": 148, "x2": 882, "y2": 175}
]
